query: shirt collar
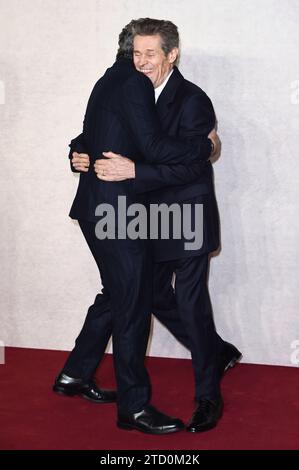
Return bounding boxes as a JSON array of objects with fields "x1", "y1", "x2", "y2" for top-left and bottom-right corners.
[{"x1": 154, "y1": 69, "x2": 174, "y2": 103}]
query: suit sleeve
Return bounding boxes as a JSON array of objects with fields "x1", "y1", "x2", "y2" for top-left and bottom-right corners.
[
  {"x1": 68, "y1": 133, "x2": 88, "y2": 173},
  {"x1": 133, "y1": 92, "x2": 216, "y2": 193},
  {"x1": 121, "y1": 73, "x2": 212, "y2": 165}
]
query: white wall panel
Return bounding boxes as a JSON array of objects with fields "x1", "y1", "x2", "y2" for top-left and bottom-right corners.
[{"x1": 1, "y1": 0, "x2": 298, "y2": 366}]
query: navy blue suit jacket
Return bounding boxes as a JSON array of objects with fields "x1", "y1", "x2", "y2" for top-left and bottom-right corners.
[
  {"x1": 133, "y1": 67, "x2": 220, "y2": 261},
  {"x1": 68, "y1": 59, "x2": 212, "y2": 222}
]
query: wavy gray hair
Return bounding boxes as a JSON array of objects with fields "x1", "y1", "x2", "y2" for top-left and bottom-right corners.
[{"x1": 116, "y1": 18, "x2": 179, "y2": 65}]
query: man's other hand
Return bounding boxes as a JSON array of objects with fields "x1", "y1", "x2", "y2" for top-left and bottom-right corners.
[
  {"x1": 94, "y1": 151, "x2": 135, "y2": 181},
  {"x1": 208, "y1": 129, "x2": 221, "y2": 161},
  {"x1": 72, "y1": 152, "x2": 90, "y2": 172}
]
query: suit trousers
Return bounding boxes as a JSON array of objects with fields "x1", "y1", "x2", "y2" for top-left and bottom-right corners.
[
  {"x1": 63, "y1": 219, "x2": 153, "y2": 414},
  {"x1": 63, "y1": 225, "x2": 222, "y2": 404},
  {"x1": 152, "y1": 254, "x2": 221, "y2": 400}
]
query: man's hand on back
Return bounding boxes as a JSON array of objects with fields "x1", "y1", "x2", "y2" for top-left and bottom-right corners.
[
  {"x1": 93, "y1": 129, "x2": 221, "y2": 182},
  {"x1": 208, "y1": 129, "x2": 221, "y2": 161},
  {"x1": 72, "y1": 152, "x2": 90, "y2": 172},
  {"x1": 94, "y1": 151, "x2": 135, "y2": 181}
]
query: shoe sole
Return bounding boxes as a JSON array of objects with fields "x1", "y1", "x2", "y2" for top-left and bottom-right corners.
[
  {"x1": 187, "y1": 421, "x2": 218, "y2": 433},
  {"x1": 224, "y1": 353, "x2": 243, "y2": 372},
  {"x1": 117, "y1": 421, "x2": 184, "y2": 435},
  {"x1": 53, "y1": 385, "x2": 77, "y2": 396},
  {"x1": 53, "y1": 386, "x2": 115, "y2": 403},
  {"x1": 186, "y1": 408, "x2": 223, "y2": 433}
]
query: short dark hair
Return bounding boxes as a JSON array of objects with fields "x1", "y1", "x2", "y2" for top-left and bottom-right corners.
[{"x1": 116, "y1": 18, "x2": 180, "y2": 64}]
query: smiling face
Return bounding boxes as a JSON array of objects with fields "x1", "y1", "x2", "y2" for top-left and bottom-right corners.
[{"x1": 133, "y1": 34, "x2": 178, "y2": 88}]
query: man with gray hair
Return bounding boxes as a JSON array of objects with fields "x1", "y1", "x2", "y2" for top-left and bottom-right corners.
[{"x1": 94, "y1": 18, "x2": 241, "y2": 432}]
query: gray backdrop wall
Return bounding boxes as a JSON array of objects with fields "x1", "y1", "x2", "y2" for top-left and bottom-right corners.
[{"x1": 1, "y1": 0, "x2": 298, "y2": 366}]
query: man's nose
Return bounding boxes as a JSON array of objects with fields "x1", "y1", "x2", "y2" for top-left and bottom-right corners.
[{"x1": 139, "y1": 55, "x2": 148, "y2": 67}]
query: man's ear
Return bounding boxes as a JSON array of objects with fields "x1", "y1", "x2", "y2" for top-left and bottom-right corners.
[{"x1": 168, "y1": 47, "x2": 179, "y2": 64}]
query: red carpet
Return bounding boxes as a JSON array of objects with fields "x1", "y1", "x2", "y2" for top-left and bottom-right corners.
[{"x1": 0, "y1": 347, "x2": 298, "y2": 450}]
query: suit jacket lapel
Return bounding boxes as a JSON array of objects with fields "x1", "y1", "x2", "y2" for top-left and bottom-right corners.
[{"x1": 156, "y1": 66, "x2": 184, "y2": 120}]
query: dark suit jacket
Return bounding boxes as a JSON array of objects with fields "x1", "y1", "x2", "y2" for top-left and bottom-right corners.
[
  {"x1": 133, "y1": 67, "x2": 220, "y2": 261},
  {"x1": 68, "y1": 59, "x2": 212, "y2": 222}
]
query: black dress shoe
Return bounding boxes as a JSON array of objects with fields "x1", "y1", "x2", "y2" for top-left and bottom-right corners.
[
  {"x1": 219, "y1": 341, "x2": 242, "y2": 376},
  {"x1": 53, "y1": 372, "x2": 116, "y2": 403},
  {"x1": 117, "y1": 404, "x2": 185, "y2": 435},
  {"x1": 186, "y1": 397, "x2": 223, "y2": 433}
]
